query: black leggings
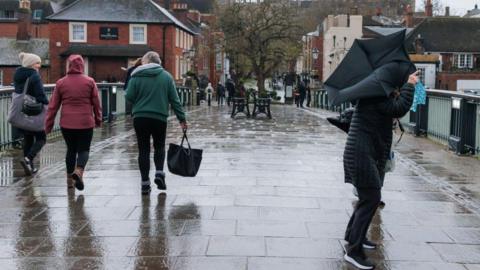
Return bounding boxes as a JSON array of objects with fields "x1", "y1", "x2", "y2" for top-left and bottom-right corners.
[
  {"x1": 345, "y1": 188, "x2": 381, "y2": 257},
  {"x1": 22, "y1": 130, "x2": 46, "y2": 160},
  {"x1": 133, "y1": 117, "x2": 167, "y2": 182},
  {"x1": 61, "y1": 128, "x2": 94, "y2": 174}
]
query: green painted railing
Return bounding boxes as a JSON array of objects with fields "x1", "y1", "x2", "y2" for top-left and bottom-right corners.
[
  {"x1": 0, "y1": 83, "x2": 192, "y2": 150},
  {"x1": 313, "y1": 88, "x2": 480, "y2": 157}
]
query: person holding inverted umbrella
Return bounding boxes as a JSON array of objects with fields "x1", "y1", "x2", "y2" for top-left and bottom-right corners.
[{"x1": 324, "y1": 30, "x2": 419, "y2": 270}]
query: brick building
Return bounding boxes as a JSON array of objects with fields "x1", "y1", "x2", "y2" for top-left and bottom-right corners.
[
  {"x1": 405, "y1": 17, "x2": 480, "y2": 91},
  {"x1": 0, "y1": 0, "x2": 55, "y2": 39},
  {"x1": 47, "y1": 0, "x2": 195, "y2": 83},
  {"x1": 0, "y1": 0, "x2": 51, "y2": 86}
]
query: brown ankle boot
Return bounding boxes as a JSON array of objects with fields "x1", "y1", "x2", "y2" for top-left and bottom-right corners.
[
  {"x1": 67, "y1": 173, "x2": 74, "y2": 189},
  {"x1": 72, "y1": 167, "x2": 85, "y2": 191}
]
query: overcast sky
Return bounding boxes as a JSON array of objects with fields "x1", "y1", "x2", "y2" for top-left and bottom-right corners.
[{"x1": 417, "y1": 0, "x2": 479, "y2": 15}]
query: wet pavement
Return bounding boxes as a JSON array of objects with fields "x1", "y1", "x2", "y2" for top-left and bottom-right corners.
[{"x1": 0, "y1": 104, "x2": 480, "y2": 270}]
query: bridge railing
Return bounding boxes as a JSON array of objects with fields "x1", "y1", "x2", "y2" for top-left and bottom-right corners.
[
  {"x1": 312, "y1": 88, "x2": 480, "y2": 157},
  {"x1": 0, "y1": 83, "x2": 192, "y2": 150}
]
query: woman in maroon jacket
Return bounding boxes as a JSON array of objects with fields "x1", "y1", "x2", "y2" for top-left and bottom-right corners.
[{"x1": 45, "y1": 55, "x2": 102, "y2": 191}]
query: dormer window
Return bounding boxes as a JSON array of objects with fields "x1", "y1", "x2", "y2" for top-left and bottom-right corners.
[{"x1": 32, "y1": 9, "x2": 43, "y2": 20}]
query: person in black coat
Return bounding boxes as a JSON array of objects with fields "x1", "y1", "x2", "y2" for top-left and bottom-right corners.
[
  {"x1": 217, "y1": 82, "x2": 226, "y2": 106},
  {"x1": 13, "y1": 52, "x2": 49, "y2": 175},
  {"x1": 343, "y1": 70, "x2": 419, "y2": 269},
  {"x1": 297, "y1": 80, "x2": 306, "y2": 108},
  {"x1": 226, "y1": 79, "x2": 235, "y2": 106}
]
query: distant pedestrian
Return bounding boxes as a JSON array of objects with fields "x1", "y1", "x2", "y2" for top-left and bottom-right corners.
[
  {"x1": 13, "y1": 52, "x2": 48, "y2": 176},
  {"x1": 298, "y1": 80, "x2": 306, "y2": 108},
  {"x1": 125, "y1": 51, "x2": 187, "y2": 195},
  {"x1": 306, "y1": 82, "x2": 311, "y2": 107},
  {"x1": 217, "y1": 82, "x2": 226, "y2": 106},
  {"x1": 45, "y1": 55, "x2": 102, "y2": 191},
  {"x1": 206, "y1": 82, "x2": 213, "y2": 106},
  {"x1": 226, "y1": 79, "x2": 235, "y2": 106},
  {"x1": 124, "y1": 58, "x2": 142, "y2": 90},
  {"x1": 343, "y1": 70, "x2": 418, "y2": 269}
]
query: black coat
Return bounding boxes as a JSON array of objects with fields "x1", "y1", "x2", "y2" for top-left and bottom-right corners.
[
  {"x1": 343, "y1": 83, "x2": 414, "y2": 189},
  {"x1": 13, "y1": 67, "x2": 48, "y2": 105}
]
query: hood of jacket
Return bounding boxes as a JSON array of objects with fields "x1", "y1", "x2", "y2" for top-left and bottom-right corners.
[
  {"x1": 13, "y1": 67, "x2": 37, "y2": 84},
  {"x1": 67, "y1": 54, "x2": 85, "y2": 75},
  {"x1": 131, "y1": 63, "x2": 164, "y2": 77}
]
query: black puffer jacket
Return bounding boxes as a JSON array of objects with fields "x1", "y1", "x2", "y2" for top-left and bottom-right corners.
[
  {"x1": 343, "y1": 83, "x2": 414, "y2": 189},
  {"x1": 13, "y1": 67, "x2": 48, "y2": 105}
]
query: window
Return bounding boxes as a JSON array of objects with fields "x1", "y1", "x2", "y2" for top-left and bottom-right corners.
[
  {"x1": 32, "y1": 9, "x2": 43, "y2": 20},
  {"x1": 1, "y1": 10, "x2": 15, "y2": 19},
  {"x1": 130, "y1": 24, "x2": 147, "y2": 44},
  {"x1": 417, "y1": 67, "x2": 426, "y2": 85},
  {"x1": 454, "y1": 53, "x2": 473, "y2": 69},
  {"x1": 69, "y1": 22, "x2": 87, "y2": 42}
]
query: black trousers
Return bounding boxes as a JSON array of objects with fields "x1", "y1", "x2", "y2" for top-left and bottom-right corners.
[
  {"x1": 21, "y1": 130, "x2": 46, "y2": 160},
  {"x1": 345, "y1": 188, "x2": 381, "y2": 257},
  {"x1": 61, "y1": 128, "x2": 94, "y2": 174},
  {"x1": 133, "y1": 117, "x2": 167, "y2": 182}
]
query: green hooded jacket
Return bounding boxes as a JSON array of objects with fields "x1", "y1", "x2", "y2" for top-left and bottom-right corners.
[{"x1": 125, "y1": 64, "x2": 186, "y2": 123}]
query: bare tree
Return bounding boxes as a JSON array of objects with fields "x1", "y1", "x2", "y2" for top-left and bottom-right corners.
[{"x1": 218, "y1": 0, "x2": 303, "y2": 95}]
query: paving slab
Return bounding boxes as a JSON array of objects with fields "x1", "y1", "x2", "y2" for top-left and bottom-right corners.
[{"x1": 0, "y1": 105, "x2": 479, "y2": 269}]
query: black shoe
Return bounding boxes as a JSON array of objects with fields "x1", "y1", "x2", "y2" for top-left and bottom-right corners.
[
  {"x1": 344, "y1": 253, "x2": 375, "y2": 270},
  {"x1": 154, "y1": 173, "x2": 166, "y2": 190},
  {"x1": 142, "y1": 185, "x2": 151, "y2": 195},
  {"x1": 20, "y1": 157, "x2": 33, "y2": 176},
  {"x1": 362, "y1": 239, "x2": 377, "y2": 250}
]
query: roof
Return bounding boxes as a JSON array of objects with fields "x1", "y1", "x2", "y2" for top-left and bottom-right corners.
[
  {"x1": 364, "y1": 26, "x2": 413, "y2": 37},
  {"x1": 60, "y1": 44, "x2": 152, "y2": 57},
  {"x1": 47, "y1": 0, "x2": 195, "y2": 34},
  {"x1": 0, "y1": 38, "x2": 49, "y2": 66},
  {"x1": 0, "y1": 0, "x2": 55, "y2": 22},
  {"x1": 405, "y1": 17, "x2": 480, "y2": 53},
  {"x1": 465, "y1": 5, "x2": 480, "y2": 18}
]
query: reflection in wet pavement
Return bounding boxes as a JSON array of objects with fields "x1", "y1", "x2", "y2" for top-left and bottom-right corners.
[{"x1": 0, "y1": 105, "x2": 479, "y2": 269}]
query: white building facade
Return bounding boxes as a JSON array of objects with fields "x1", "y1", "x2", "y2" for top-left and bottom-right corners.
[{"x1": 322, "y1": 15, "x2": 363, "y2": 81}]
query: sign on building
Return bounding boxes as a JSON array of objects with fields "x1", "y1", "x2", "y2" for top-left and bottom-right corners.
[{"x1": 100, "y1": 27, "x2": 119, "y2": 40}]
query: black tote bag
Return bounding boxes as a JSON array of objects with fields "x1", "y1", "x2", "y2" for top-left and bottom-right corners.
[{"x1": 167, "y1": 130, "x2": 203, "y2": 177}]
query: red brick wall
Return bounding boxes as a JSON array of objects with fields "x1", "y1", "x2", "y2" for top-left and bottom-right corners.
[
  {"x1": 0, "y1": 22, "x2": 49, "y2": 38},
  {"x1": 1, "y1": 66, "x2": 50, "y2": 86},
  {"x1": 49, "y1": 21, "x2": 184, "y2": 83},
  {"x1": 437, "y1": 72, "x2": 480, "y2": 91}
]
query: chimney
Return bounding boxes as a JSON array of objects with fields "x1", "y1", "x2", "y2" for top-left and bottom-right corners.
[
  {"x1": 445, "y1": 6, "x2": 450, "y2": 16},
  {"x1": 17, "y1": 0, "x2": 31, "y2": 41},
  {"x1": 425, "y1": 0, "x2": 433, "y2": 17},
  {"x1": 405, "y1": 5, "x2": 414, "y2": 28},
  {"x1": 415, "y1": 34, "x2": 425, "y2": 54}
]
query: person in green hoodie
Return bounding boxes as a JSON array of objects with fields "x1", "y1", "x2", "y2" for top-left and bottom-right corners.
[{"x1": 126, "y1": 51, "x2": 188, "y2": 195}]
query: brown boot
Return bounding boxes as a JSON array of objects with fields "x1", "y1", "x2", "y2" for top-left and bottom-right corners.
[
  {"x1": 72, "y1": 167, "x2": 85, "y2": 191},
  {"x1": 67, "y1": 173, "x2": 75, "y2": 189}
]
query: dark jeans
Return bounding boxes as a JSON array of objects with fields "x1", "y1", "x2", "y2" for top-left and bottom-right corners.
[
  {"x1": 345, "y1": 188, "x2": 381, "y2": 257},
  {"x1": 218, "y1": 96, "x2": 225, "y2": 106},
  {"x1": 133, "y1": 117, "x2": 167, "y2": 182},
  {"x1": 61, "y1": 128, "x2": 94, "y2": 174},
  {"x1": 21, "y1": 130, "x2": 46, "y2": 160}
]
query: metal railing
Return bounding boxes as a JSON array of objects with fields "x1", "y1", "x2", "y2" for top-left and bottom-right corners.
[
  {"x1": 312, "y1": 88, "x2": 480, "y2": 157},
  {"x1": 0, "y1": 83, "x2": 192, "y2": 150}
]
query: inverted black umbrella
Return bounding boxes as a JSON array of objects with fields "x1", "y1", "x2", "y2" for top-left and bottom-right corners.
[{"x1": 325, "y1": 30, "x2": 416, "y2": 106}]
